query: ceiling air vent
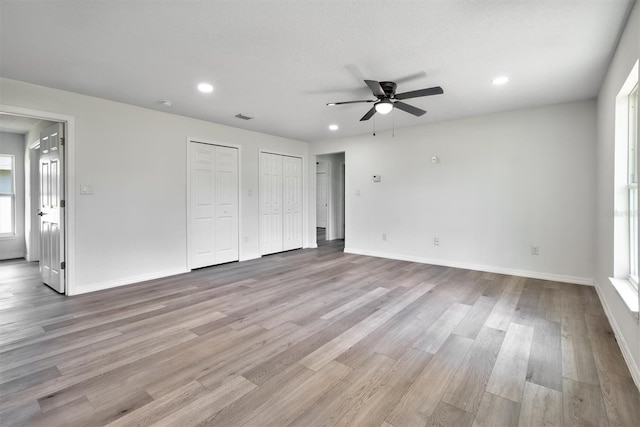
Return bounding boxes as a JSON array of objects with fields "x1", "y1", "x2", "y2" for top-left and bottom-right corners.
[{"x1": 234, "y1": 113, "x2": 254, "y2": 120}]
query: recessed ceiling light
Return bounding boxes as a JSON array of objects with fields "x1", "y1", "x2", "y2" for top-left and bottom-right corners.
[
  {"x1": 197, "y1": 82, "x2": 214, "y2": 93},
  {"x1": 160, "y1": 100, "x2": 173, "y2": 107},
  {"x1": 492, "y1": 76, "x2": 509, "y2": 86},
  {"x1": 329, "y1": 124, "x2": 339, "y2": 131}
]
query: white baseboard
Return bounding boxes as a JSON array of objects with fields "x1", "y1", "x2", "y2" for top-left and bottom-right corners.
[
  {"x1": 594, "y1": 281, "x2": 640, "y2": 391},
  {"x1": 343, "y1": 247, "x2": 594, "y2": 286},
  {"x1": 0, "y1": 252, "x2": 26, "y2": 261},
  {"x1": 71, "y1": 268, "x2": 189, "y2": 296}
]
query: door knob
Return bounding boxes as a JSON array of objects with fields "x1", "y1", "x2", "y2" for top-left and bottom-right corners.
[{"x1": 37, "y1": 211, "x2": 47, "y2": 216}]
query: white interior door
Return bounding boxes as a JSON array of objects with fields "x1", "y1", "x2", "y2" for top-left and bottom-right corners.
[
  {"x1": 188, "y1": 142, "x2": 239, "y2": 269},
  {"x1": 39, "y1": 122, "x2": 64, "y2": 293},
  {"x1": 316, "y1": 171, "x2": 328, "y2": 228},
  {"x1": 283, "y1": 156, "x2": 303, "y2": 251},
  {"x1": 189, "y1": 143, "x2": 216, "y2": 269},
  {"x1": 260, "y1": 153, "x2": 283, "y2": 255},
  {"x1": 214, "y1": 146, "x2": 238, "y2": 264}
]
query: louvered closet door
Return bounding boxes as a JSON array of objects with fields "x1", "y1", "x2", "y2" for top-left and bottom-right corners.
[{"x1": 189, "y1": 142, "x2": 238, "y2": 269}]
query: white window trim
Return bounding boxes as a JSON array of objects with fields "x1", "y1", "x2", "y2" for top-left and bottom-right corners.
[{"x1": 0, "y1": 154, "x2": 16, "y2": 238}]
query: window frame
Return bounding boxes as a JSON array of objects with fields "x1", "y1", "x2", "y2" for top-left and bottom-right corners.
[
  {"x1": 0, "y1": 154, "x2": 16, "y2": 238},
  {"x1": 629, "y1": 84, "x2": 639, "y2": 290}
]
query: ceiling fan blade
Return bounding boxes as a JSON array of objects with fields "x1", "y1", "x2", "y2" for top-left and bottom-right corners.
[
  {"x1": 394, "y1": 101, "x2": 426, "y2": 117},
  {"x1": 394, "y1": 71, "x2": 427, "y2": 85},
  {"x1": 327, "y1": 100, "x2": 375, "y2": 106},
  {"x1": 364, "y1": 80, "x2": 386, "y2": 97},
  {"x1": 360, "y1": 106, "x2": 377, "y2": 121},
  {"x1": 395, "y1": 86, "x2": 444, "y2": 100}
]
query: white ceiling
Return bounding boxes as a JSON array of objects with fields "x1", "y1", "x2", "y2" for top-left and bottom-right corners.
[
  {"x1": 0, "y1": 114, "x2": 43, "y2": 134},
  {"x1": 0, "y1": 0, "x2": 634, "y2": 142}
]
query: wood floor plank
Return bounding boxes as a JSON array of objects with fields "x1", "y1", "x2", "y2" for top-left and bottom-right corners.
[
  {"x1": 320, "y1": 286, "x2": 390, "y2": 320},
  {"x1": 242, "y1": 361, "x2": 352, "y2": 426},
  {"x1": 563, "y1": 377, "x2": 609, "y2": 427},
  {"x1": 425, "y1": 401, "x2": 475, "y2": 427},
  {"x1": 598, "y1": 369, "x2": 640, "y2": 427},
  {"x1": 518, "y1": 381, "x2": 563, "y2": 427},
  {"x1": 471, "y1": 391, "x2": 520, "y2": 427},
  {"x1": 335, "y1": 347, "x2": 434, "y2": 426},
  {"x1": 561, "y1": 314, "x2": 601, "y2": 385},
  {"x1": 484, "y1": 276, "x2": 525, "y2": 331},
  {"x1": 300, "y1": 281, "x2": 436, "y2": 371},
  {"x1": 441, "y1": 326, "x2": 506, "y2": 414},
  {"x1": 453, "y1": 295, "x2": 497, "y2": 339},
  {"x1": 526, "y1": 318, "x2": 562, "y2": 391},
  {"x1": 106, "y1": 381, "x2": 209, "y2": 427},
  {"x1": 150, "y1": 375, "x2": 256, "y2": 426},
  {"x1": 386, "y1": 334, "x2": 474, "y2": 426},
  {"x1": 485, "y1": 322, "x2": 534, "y2": 403},
  {"x1": 290, "y1": 352, "x2": 396, "y2": 426},
  {"x1": 413, "y1": 302, "x2": 471, "y2": 353},
  {"x1": 585, "y1": 313, "x2": 633, "y2": 379}
]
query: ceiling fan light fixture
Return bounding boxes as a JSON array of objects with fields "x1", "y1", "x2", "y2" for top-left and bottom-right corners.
[{"x1": 375, "y1": 100, "x2": 393, "y2": 115}]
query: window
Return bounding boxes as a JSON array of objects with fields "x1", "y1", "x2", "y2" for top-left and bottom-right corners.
[
  {"x1": 629, "y1": 83, "x2": 638, "y2": 289},
  {"x1": 611, "y1": 61, "x2": 639, "y2": 320},
  {"x1": 0, "y1": 155, "x2": 15, "y2": 236}
]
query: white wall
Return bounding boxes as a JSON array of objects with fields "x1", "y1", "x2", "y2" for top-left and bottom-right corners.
[
  {"x1": 0, "y1": 78, "x2": 309, "y2": 294},
  {"x1": 0, "y1": 132, "x2": 26, "y2": 259},
  {"x1": 596, "y1": 1, "x2": 640, "y2": 386},
  {"x1": 310, "y1": 99, "x2": 597, "y2": 285}
]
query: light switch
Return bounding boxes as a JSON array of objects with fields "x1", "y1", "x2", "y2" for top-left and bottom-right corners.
[
  {"x1": 373, "y1": 175, "x2": 381, "y2": 182},
  {"x1": 80, "y1": 184, "x2": 93, "y2": 195}
]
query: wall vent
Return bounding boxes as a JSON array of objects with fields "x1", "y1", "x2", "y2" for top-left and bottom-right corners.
[{"x1": 234, "y1": 113, "x2": 254, "y2": 120}]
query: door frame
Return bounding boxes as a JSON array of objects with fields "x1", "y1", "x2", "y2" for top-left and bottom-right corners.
[
  {"x1": 186, "y1": 137, "x2": 242, "y2": 269},
  {"x1": 0, "y1": 104, "x2": 75, "y2": 295}
]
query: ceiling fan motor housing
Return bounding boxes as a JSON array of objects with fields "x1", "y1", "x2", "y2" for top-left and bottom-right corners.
[{"x1": 379, "y1": 81, "x2": 397, "y2": 98}]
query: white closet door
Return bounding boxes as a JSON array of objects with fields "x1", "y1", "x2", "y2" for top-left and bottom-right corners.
[
  {"x1": 189, "y1": 142, "x2": 239, "y2": 269},
  {"x1": 214, "y1": 146, "x2": 239, "y2": 264},
  {"x1": 260, "y1": 153, "x2": 283, "y2": 255},
  {"x1": 190, "y1": 143, "x2": 216, "y2": 269},
  {"x1": 283, "y1": 156, "x2": 303, "y2": 251}
]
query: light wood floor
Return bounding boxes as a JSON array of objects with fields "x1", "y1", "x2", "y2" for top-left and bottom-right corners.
[{"x1": 1, "y1": 241, "x2": 639, "y2": 426}]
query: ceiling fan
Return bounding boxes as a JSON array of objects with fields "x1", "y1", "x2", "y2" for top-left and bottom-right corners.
[{"x1": 327, "y1": 80, "x2": 444, "y2": 121}]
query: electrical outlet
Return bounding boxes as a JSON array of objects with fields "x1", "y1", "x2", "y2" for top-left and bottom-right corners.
[
  {"x1": 531, "y1": 245, "x2": 539, "y2": 255},
  {"x1": 433, "y1": 237, "x2": 439, "y2": 246},
  {"x1": 382, "y1": 233, "x2": 387, "y2": 241}
]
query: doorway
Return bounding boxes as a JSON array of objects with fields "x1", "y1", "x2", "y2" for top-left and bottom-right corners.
[
  {"x1": 315, "y1": 152, "x2": 346, "y2": 245},
  {"x1": 0, "y1": 107, "x2": 74, "y2": 295}
]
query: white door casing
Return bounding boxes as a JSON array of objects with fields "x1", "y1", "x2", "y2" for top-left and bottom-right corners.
[
  {"x1": 39, "y1": 122, "x2": 64, "y2": 293},
  {"x1": 188, "y1": 142, "x2": 238, "y2": 269}
]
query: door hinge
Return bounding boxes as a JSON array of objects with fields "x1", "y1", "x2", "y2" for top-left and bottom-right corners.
[
  {"x1": 60, "y1": 137, "x2": 65, "y2": 146},
  {"x1": 60, "y1": 200, "x2": 66, "y2": 208},
  {"x1": 61, "y1": 262, "x2": 66, "y2": 270}
]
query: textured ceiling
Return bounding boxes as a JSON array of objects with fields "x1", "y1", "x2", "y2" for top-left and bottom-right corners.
[{"x1": 0, "y1": 0, "x2": 634, "y2": 142}]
